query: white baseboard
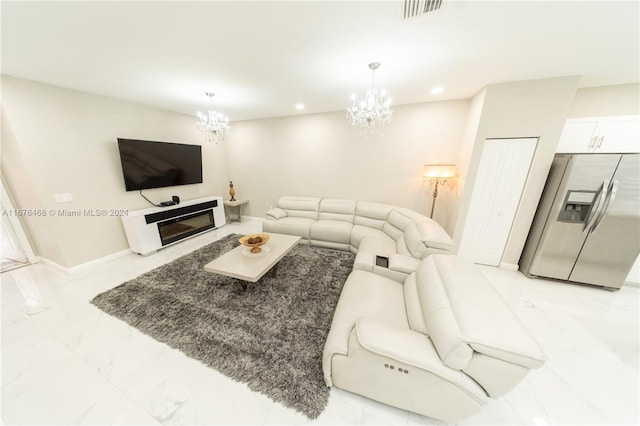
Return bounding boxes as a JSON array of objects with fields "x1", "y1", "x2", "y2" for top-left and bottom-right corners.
[
  {"x1": 37, "y1": 257, "x2": 68, "y2": 274},
  {"x1": 499, "y1": 262, "x2": 519, "y2": 271},
  {"x1": 239, "y1": 215, "x2": 264, "y2": 222},
  {"x1": 39, "y1": 249, "x2": 132, "y2": 275}
]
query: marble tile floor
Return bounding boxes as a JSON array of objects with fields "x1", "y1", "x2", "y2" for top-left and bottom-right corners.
[{"x1": 1, "y1": 217, "x2": 638, "y2": 425}]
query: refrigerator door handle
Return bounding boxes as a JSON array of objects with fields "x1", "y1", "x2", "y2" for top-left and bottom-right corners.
[
  {"x1": 591, "y1": 180, "x2": 619, "y2": 233},
  {"x1": 583, "y1": 179, "x2": 609, "y2": 233}
]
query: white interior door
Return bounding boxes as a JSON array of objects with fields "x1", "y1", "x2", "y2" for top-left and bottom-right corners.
[{"x1": 458, "y1": 137, "x2": 538, "y2": 266}]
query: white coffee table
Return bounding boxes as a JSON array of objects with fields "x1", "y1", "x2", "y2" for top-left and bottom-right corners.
[{"x1": 204, "y1": 233, "x2": 301, "y2": 290}]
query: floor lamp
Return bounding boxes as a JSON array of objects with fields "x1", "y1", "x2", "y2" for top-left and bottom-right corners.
[{"x1": 423, "y1": 164, "x2": 457, "y2": 218}]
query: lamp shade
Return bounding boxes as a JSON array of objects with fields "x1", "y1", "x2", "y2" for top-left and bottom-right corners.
[{"x1": 423, "y1": 164, "x2": 457, "y2": 179}]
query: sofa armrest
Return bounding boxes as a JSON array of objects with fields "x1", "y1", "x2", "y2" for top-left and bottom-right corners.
[
  {"x1": 468, "y1": 339, "x2": 545, "y2": 369},
  {"x1": 388, "y1": 254, "x2": 421, "y2": 274},
  {"x1": 403, "y1": 220, "x2": 454, "y2": 258},
  {"x1": 354, "y1": 318, "x2": 478, "y2": 387},
  {"x1": 266, "y1": 207, "x2": 287, "y2": 220}
]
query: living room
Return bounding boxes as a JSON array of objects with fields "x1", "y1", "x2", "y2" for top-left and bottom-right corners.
[{"x1": 1, "y1": 1, "x2": 639, "y2": 424}]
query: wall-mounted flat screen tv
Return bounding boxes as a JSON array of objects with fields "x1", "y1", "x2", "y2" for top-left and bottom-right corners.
[{"x1": 117, "y1": 138, "x2": 203, "y2": 191}]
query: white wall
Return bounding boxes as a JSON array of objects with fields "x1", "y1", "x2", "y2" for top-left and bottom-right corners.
[
  {"x1": 568, "y1": 83, "x2": 640, "y2": 117},
  {"x1": 1, "y1": 76, "x2": 229, "y2": 268},
  {"x1": 449, "y1": 88, "x2": 486, "y2": 238},
  {"x1": 224, "y1": 100, "x2": 470, "y2": 232}
]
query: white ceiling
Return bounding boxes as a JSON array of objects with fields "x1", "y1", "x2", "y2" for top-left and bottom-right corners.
[{"x1": 2, "y1": 1, "x2": 639, "y2": 122}]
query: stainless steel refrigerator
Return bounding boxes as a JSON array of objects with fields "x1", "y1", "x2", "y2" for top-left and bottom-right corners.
[{"x1": 520, "y1": 153, "x2": 640, "y2": 289}]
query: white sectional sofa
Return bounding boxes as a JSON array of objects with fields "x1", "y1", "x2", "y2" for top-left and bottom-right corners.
[
  {"x1": 263, "y1": 195, "x2": 545, "y2": 422},
  {"x1": 263, "y1": 196, "x2": 454, "y2": 281}
]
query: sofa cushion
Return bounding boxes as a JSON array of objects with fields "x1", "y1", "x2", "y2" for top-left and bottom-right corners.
[
  {"x1": 357, "y1": 235, "x2": 397, "y2": 256},
  {"x1": 354, "y1": 201, "x2": 393, "y2": 230},
  {"x1": 384, "y1": 208, "x2": 418, "y2": 240},
  {"x1": 395, "y1": 235, "x2": 412, "y2": 256},
  {"x1": 318, "y1": 199, "x2": 356, "y2": 223},
  {"x1": 350, "y1": 225, "x2": 393, "y2": 250},
  {"x1": 263, "y1": 217, "x2": 315, "y2": 240},
  {"x1": 278, "y1": 196, "x2": 321, "y2": 219},
  {"x1": 310, "y1": 220, "x2": 353, "y2": 244},
  {"x1": 327, "y1": 270, "x2": 408, "y2": 336}
]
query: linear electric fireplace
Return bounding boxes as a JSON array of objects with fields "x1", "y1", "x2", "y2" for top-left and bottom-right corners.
[
  {"x1": 121, "y1": 196, "x2": 226, "y2": 255},
  {"x1": 157, "y1": 210, "x2": 215, "y2": 246}
]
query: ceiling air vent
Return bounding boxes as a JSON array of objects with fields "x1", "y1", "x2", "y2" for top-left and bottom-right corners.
[{"x1": 403, "y1": 0, "x2": 444, "y2": 19}]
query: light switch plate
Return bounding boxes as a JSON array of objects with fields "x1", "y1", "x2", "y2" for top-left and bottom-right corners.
[{"x1": 54, "y1": 193, "x2": 74, "y2": 203}]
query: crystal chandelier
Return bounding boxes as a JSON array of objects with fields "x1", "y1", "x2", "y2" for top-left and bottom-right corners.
[
  {"x1": 346, "y1": 62, "x2": 393, "y2": 135},
  {"x1": 197, "y1": 92, "x2": 230, "y2": 143}
]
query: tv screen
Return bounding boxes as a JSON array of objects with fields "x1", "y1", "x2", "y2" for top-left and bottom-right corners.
[{"x1": 117, "y1": 138, "x2": 203, "y2": 191}]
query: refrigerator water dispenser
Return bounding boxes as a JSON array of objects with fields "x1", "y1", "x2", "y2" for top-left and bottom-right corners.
[{"x1": 558, "y1": 190, "x2": 596, "y2": 223}]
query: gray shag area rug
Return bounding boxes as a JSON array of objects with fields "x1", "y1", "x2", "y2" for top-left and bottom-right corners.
[{"x1": 91, "y1": 234, "x2": 354, "y2": 419}]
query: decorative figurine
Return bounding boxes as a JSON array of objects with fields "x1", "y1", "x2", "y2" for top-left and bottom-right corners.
[{"x1": 229, "y1": 181, "x2": 236, "y2": 201}]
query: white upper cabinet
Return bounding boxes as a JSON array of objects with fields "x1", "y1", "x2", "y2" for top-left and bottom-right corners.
[{"x1": 557, "y1": 115, "x2": 640, "y2": 153}]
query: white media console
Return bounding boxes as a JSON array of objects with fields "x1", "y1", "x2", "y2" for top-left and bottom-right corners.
[{"x1": 121, "y1": 195, "x2": 226, "y2": 255}]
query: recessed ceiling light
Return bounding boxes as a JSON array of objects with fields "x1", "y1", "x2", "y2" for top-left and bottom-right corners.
[
  {"x1": 295, "y1": 103, "x2": 305, "y2": 110},
  {"x1": 431, "y1": 86, "x2": 444, "y2": 95}
]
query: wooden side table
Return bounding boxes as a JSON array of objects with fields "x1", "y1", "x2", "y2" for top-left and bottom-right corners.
[{"x1": 223, "y1": 199, "x2": 249, "y2": 223}]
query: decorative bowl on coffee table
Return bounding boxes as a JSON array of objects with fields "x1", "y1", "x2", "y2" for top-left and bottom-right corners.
[{"x1": 239, "y1": 233, "x2": 270, "y2": 253}]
